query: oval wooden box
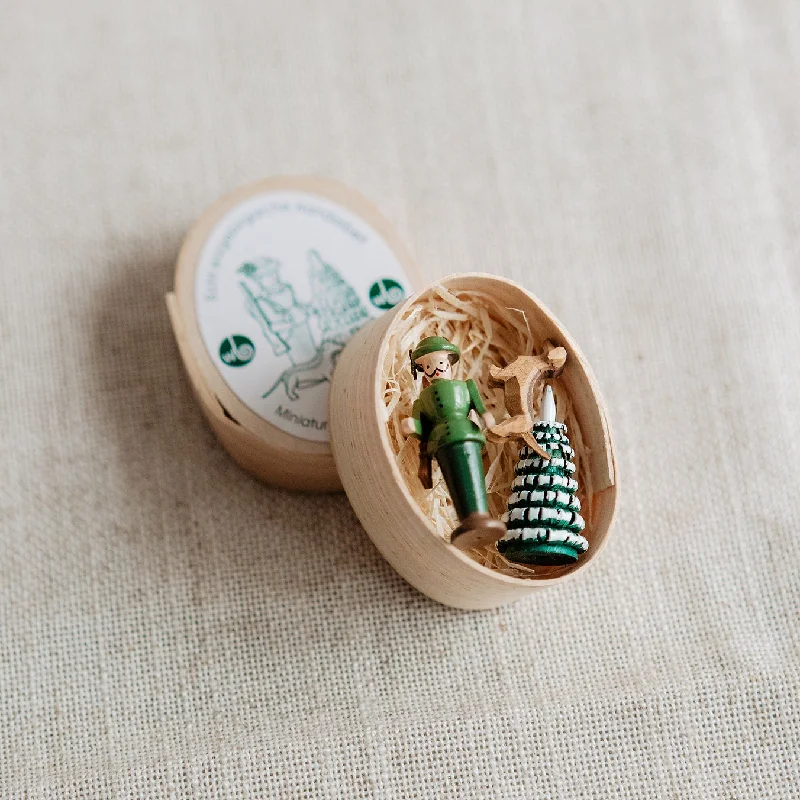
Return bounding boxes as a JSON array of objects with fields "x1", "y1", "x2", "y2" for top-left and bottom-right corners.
[
  {"x1": 166, "y1": 176, "x2": 421, "y2": 492},
  {"x1": 329, "y1": 273, "x2": 618, "y2": 610}
]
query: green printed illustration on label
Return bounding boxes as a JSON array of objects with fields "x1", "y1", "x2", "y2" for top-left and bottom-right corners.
[{"x1": 194, "y1": 190, "x2": 411, "y2": 442}]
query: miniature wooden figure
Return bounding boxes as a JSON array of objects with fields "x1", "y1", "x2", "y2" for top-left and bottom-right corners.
[
  {"x1": 498, "y1": 385, "x2": 589, "y2": 565},
  {"x1": 400, "y1": 336, "x2": 506, "y2": 549},
  {"x1": 487, "y1": 342, "x2": 566, "y2": 456}
]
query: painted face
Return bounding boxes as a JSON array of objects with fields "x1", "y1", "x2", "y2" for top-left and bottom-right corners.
[{"x1": 415, "y1": 351, "x2": 453, "y2": 382}]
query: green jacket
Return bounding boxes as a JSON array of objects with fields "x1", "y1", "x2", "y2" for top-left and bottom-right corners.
[{"x1": 409, "y1": 378, "x2": 486, "y2": 455}]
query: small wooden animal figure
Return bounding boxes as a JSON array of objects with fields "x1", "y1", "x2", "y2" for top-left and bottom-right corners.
[
  {"x1": 487, "y1": 342, "x2": 567, "y2": 456},
  {"x1": 498, "y1": 384, "x2": 589, "y2": 565},
  {"x1": 400, "y1": 336, "x2": 506, "y2": 550}
]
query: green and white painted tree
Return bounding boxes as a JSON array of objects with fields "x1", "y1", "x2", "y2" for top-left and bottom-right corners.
[{"x1": 498, "y1": 385, "x2": 589, "y2": 566}]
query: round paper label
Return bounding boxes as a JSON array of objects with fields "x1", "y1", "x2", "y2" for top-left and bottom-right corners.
[{"x1": 195, "y1": 190, "x2": 410, "y2": 442}]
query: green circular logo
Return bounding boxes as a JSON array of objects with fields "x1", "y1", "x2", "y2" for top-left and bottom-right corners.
[
  {"x1": 369, "y1": 278, "x2": 405, "y2": 310},
  {"x1": 219, "y1": 335, "x2": 255, "y2": 367}
]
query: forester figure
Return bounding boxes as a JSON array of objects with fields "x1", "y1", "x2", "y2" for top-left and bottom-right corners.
[{"x1": 400, "y1": 336, "x2": 506, "y2": 549}]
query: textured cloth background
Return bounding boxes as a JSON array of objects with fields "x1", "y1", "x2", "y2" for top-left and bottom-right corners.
[{"x1": 1, "y1": 0, "x2": 799, "y2": 797}]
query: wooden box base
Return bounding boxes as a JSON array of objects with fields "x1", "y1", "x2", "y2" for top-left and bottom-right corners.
[{"x1": 329, "y1": 273, "x2": 618, "y2": 609}]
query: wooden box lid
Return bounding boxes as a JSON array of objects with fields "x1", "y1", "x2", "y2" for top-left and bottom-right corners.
[{"x1": 167, "y1": 176, "x2": 421, "y2": 491}]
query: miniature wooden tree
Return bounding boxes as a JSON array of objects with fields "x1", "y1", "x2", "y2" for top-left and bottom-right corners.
[{"x1": 498, "y1": 385, "x2": 588, "y2": 565}]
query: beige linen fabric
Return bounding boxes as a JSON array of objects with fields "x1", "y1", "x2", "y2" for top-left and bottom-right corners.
[{"x1": 1, "y1": 0, "x2": 799, "y2": 796}]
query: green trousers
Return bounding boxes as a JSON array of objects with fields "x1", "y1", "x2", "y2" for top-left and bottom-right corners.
[{"x1": 435, "y1": 440, "x2": 489, "y2": 519}]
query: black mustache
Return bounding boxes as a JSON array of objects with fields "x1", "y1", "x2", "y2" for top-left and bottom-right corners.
[{"x1": 424, "y1": 366, "x2": 447, "y2": 377}]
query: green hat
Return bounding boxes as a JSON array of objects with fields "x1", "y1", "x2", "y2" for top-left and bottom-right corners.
[{"x1": 411, "y1": 336, "x2": 461, "y2": 364}]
